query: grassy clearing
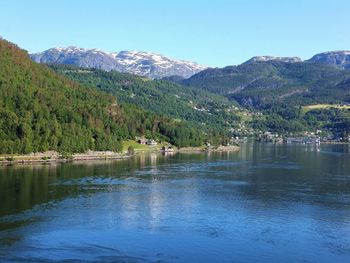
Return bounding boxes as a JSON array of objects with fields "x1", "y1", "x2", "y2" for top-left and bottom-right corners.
[
  {"x1": 122, "y1": 140, "x2": 167, "y2": 153},
  {"x1": 302, "y1": 104, "x2": 350, "y2": 113}
]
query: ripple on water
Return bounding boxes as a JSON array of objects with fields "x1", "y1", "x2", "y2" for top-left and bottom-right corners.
[{"x1": 1, "y1": 145, "x2": 350, "y2": 262}]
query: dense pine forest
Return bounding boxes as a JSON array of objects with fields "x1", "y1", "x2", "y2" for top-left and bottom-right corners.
[{"x1": 0, "y1": 39, "x2": 224, "y2": 154}]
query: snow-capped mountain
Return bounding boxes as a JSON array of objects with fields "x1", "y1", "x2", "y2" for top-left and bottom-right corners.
[
  {"x1": 30, "y1": 47, "x2": 207, "y2": 79},
  {"x1": 308, "y1": 51, "x2": 350, "y2": 70},
  {"x1": 245, "y1": 56, "x2": 302, "y2": 63}
]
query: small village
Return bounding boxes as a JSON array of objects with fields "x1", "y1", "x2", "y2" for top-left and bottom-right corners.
[{"x1": 230, "y1": 130, "x2": 350, "y2": 145}]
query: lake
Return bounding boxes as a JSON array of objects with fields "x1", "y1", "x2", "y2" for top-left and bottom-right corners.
[{"x1": 1, "y1": 143, "x2": 350, "y2": 262}]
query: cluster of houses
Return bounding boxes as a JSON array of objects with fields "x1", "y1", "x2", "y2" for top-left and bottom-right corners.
[
  {"x1": 230, "y1": 127, "x2": 350, "y2": 144},
  {"x1": 259, "y1": 132, "x2": 283, "y2": 143},
  {"x1": 138, "y1": 137, "x2": 157, "y2": 146},
  {"x1": 256, "y1": 132, "x2": 322, "y2": 144},
  {"x1": 137, "y1": 137, "x2": 174, "y2": 152}
]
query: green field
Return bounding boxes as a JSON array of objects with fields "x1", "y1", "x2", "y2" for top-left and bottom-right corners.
[{"x1": 302, "y1": 104, "x2": 350, "y2": 113}]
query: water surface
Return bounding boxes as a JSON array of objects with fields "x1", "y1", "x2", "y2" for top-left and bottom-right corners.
[{"x1": 1, "y1": 143, "x2": 350, "y2": 262}]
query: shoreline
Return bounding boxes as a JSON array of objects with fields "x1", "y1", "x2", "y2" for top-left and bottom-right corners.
[
  {"x1": 0, "y1": 145, "x2": 240, "y2": 166},
  {"x1": 320, "y1": 141, "x2": 350, "y2": 145},
  {"x1": 0, "y1": 151, "x2": 131, "y2": 166},
  {"x1": 177, "y1": 145, "x2": 240, "y2": 153}
]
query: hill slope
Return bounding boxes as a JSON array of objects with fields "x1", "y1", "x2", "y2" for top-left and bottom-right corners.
[
  {"x1": 30, "y1": 47, "x2": 207, "y2": 79},
  {"x1": 182, "y1": 61, "x2": 350, "y2": 108},
  {"x1": 181, "y1": 60, "x2": 350, "y2": 134},
  {"x1": 50, "y1": 64, "x2": 242, "y2": 130},
  {"x1": 0, "y1": 40, "x2": 210, "y2": 154}
]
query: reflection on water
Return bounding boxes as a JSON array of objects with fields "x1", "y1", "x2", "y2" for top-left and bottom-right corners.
[{"x1": 0, "y1": 143, "x2": 350, "y2": 262}]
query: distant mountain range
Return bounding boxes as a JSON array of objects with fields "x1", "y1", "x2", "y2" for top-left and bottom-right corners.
[
  {"x1": 30, "y1": 46, "x2": 350, "y2": 111},
  {"x1": 31, "y1": 47, "x2": 350, "y2": 81},
  {"x1": 244, "y1": 51, "x2": 350, "y2": 70},
  {"x1": 30, "y1": 47, "x2": 207, "y2": 79}
]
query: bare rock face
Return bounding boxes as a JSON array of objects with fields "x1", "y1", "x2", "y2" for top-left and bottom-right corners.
[
  {"x1": 30, "y1": 47, "x2": 207, "y2": 79},
  {"x1": 308, "y1": 51, "x2": 350, "y2": 70}
]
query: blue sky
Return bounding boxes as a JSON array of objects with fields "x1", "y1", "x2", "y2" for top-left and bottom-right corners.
[{"x1": 1, "y1": 0, "x2": 349, "y2": 67}]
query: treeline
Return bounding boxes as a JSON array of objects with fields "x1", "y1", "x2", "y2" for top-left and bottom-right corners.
[
  {"x1": 0, "y1": 39, "x2": 225, "y2": 154},
  {"x1": 251, "y1": 105, "x2": 350, "y2": 134}
]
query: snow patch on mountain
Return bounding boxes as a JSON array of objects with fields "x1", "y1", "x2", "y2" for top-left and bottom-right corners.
[
  {"x1": 30, "y1": 47, "x2": 207, "y2": 79},
  {"x1": 245, "y1": 56, "x2": 302, "y2": 63},
  {"x1": 308, "y1": 51, "x2": 350, "y2": 70}
]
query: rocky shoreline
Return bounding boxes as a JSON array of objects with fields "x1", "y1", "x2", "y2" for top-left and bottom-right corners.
[{"x1": 0, "y1": 150, "x2": 130, "y2": 165}]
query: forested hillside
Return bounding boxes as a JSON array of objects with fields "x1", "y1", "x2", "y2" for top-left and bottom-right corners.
[
  {"x1": 50, "y1": 65, "x2": 241, "y2": 129},
  {"x1": 180, "y1": 60, "x2": 350, "y2": 134},
  {"x1": 49, "y1": 62, "x2": 350, "y2": 136},
  {"x1": 182, "y1": 61, "x2": 350, "y2": 108},
  {"x1": 0, "y1": 39, "x2": 216, "y2": 154}
]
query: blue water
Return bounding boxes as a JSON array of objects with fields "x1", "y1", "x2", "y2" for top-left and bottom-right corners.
[{"x1": 0, "y1": 143, "x2": 350, "y2": 262}]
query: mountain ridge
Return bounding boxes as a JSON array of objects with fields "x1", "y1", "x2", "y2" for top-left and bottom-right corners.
[
  {"x1": 181, "y1": 60, "x2": 350, "y2": 108},
  {"x1": 308, "y1": 50, "x2": 350, "y2": 70},
  {"x1": 30, "y1": 47, "x2": 207, "y2": 79},
  {"x1": 31, "y1": 47, "x2": 350, "y2": 81},
  {"x1": 245, "y1": 56, "x2": 302, "y2": 63}
]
